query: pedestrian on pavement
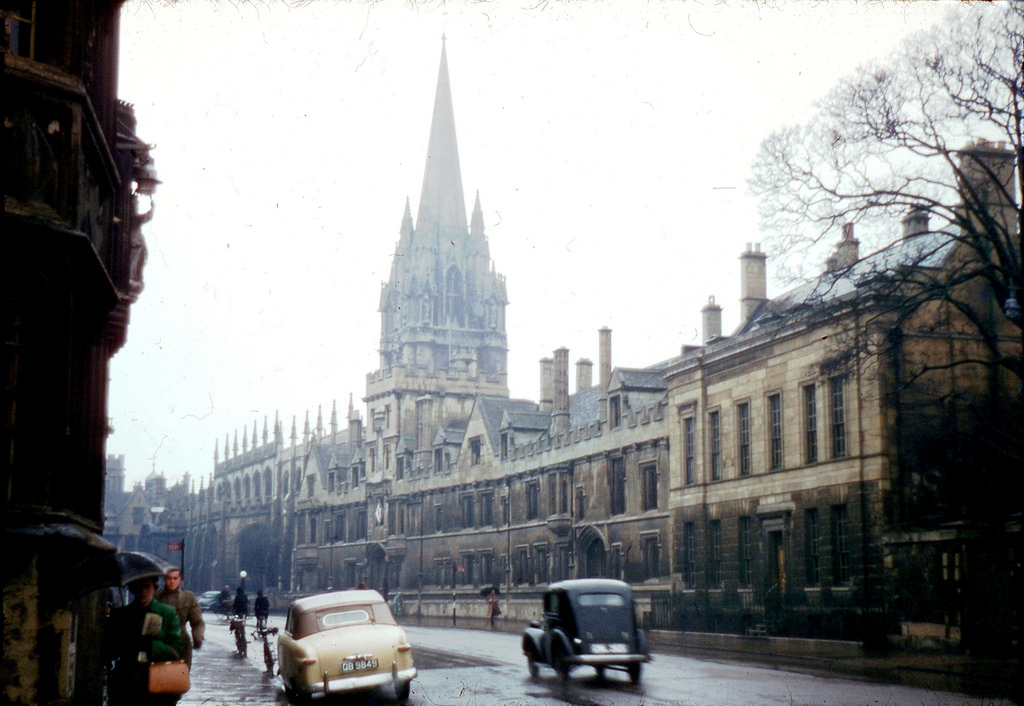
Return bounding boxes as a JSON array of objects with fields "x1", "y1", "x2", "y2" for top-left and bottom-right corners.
[
  {"x1": 485, "y1": 588, "x2": 501, "y2": 628},
  {"x1": 105, "y1": 576, "x2": 183, "y2": 706},
  {"x1": 232, "y1": 586, "x2": 249, "y2": 617},
  {"x1": 253, "y1": 590, "x2": 269, "y2": 630},
  {"x1": 156, "y1": 568, "x2": 205, "y2": 667}
]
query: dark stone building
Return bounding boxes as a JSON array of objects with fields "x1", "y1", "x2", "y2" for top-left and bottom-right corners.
[{"x1": 3, "y1": 4, "x2": 156, "y2": 702}]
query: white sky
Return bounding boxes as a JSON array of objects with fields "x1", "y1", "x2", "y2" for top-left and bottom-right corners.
[{"x1": 110, "y1": 0, "x2": 974, "y2": 490}]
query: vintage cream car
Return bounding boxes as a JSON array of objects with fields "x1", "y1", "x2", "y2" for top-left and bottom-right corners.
[{"x1": 278, "y1": 589, "x2": 416, "y2": 703}]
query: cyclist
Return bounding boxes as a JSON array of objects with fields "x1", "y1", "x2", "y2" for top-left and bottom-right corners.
[
  {"x1": 232, "y1": 586, "x2": 249, "y2": 617},
  {"x1": 253, "y1": 590, "x2": 269, "y2": 631}
]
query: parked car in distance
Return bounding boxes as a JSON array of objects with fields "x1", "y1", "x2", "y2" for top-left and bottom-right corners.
[
  {"x1": 278, "y1": 589, "x2": 416, "y2": 703},
  {"x1": 197, "y1": 590, "x2": 223, "y2": 610},
  {"x1": 522, "y1": 579, "x2": 649, "y2": 684}
]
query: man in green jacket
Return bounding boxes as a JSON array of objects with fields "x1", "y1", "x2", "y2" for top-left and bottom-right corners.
[{"x1": 106, "y1": 576, "x2": 183, "y2": 706}]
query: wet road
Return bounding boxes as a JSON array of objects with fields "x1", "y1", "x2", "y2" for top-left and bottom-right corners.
[{"x1": 183, "y1": 612, "x2": 995, "y2": 705}]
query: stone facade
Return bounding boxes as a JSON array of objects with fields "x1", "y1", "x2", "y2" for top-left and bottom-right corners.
[{"x1": 187, "y1": 42, "x2": 1019, "y2": 651}]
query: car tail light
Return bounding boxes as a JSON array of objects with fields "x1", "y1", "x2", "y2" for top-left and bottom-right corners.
[
  {"x1": 300, "y1": 657, "x2": 317, "y2": 665},
  {"x1": 397, "y1": 644, "x2": 412, "y2": 653}
]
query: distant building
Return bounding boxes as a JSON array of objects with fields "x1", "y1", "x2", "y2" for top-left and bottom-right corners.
[
  {"x1": 2, "y1": 4, "x2": 157, "y2": 703},
  {"x1": 190, "y1": 42, "x2": 1019, "y2": 652}
]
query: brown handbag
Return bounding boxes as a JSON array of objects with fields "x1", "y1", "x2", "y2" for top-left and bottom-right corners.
[{"x1": 148, "y1": 660, "x2": 190, "y2": 695}]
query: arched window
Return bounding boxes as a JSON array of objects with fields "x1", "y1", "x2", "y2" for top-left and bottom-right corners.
[
  {"x1": 264, "y1": 468, "x2": 273, "y2": 499},
  {"x1": 253, "y1": 473, "x2": 261, "y2": 501},
  {"x1": 244, "y1": 475, "x2": 251, "y2": 501},
  {"x1": 233, "y1": 479, "x2": 241, "y2": 504},
  {"x1": 445, "y1": 267, "x2": 465, "y2": 326}
]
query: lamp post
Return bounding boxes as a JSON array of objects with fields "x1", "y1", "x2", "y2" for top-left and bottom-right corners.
[{"x1": 239, "y1": 570, "x2": 247, "y2": 592}]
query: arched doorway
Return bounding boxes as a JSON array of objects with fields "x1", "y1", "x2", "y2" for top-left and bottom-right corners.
[
  {"x1": 366, "y1": 544, "x2": 390, "y2": 599},
  {"x1": 237, "y1": 523, "x2": 273, "y2": 591},
  {"x1": 577, "y1": 526, "x2": 607, "y2": 579}
]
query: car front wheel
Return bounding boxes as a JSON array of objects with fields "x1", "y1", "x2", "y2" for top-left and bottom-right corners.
[
  {"x1": 526, "y1": 652, "x2": 539, "y2": 678},
  {"x1": 551, "y1": 646, "x2": 570, "y2": 683}
]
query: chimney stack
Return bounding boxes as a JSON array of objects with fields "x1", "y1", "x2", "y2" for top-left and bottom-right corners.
[
  {"x1": 956, "y1": 138, "x2": 1017, "y2": 240},
  {"x1": 539, "y1": 357, "x2": 554, "y2": 413},
  {"x1": 701, "y1": 295, "x2": 722, "y2": 342},
  {"x1": 553, "y1": 348, "x2": 570, "y2": 435},
  {"x1": 826, "y1": 223, "x2": 860, "y2": 273},
  {"x1": 901, "y1": 207, "x2": 929, "y2": 239},
  {"x1": 576, "y1": 358, "x2": 593, "y2": 392},
  {"x1": 598, "y1": 327, "x2": 612, "y2": 423},
  {"x1": 739, "y1": 243, "x2": 768, "y2": 324}
]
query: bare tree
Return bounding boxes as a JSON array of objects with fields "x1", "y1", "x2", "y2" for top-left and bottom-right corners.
[
  {"x1": 750, "y1": 4, "x2": 1022, "y2": 528},
  {"x1": 750, "y1": 2, "x2": 1021, "y2": 342}
]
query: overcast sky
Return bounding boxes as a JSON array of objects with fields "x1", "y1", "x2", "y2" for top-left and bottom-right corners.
[{"x1": 110, "y1": 0, "x2": 976, "y2": 491}]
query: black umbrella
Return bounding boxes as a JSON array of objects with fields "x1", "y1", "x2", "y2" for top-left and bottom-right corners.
[
  {"x1": 76, "y1": 551, "x2": 177, "y2": 595},
  {"x1": 479, "y1": 585, "x2": 501, "y2": 597}
]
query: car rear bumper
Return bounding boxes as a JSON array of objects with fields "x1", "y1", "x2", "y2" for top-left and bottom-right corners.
[
  {"x1": 305, "y1": 667, "x2": 417, "y2": 696},
  {"x1": 570, "y1": 653, "x2": 649, "y2": 666}
]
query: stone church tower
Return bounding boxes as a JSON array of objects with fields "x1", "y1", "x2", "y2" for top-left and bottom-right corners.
[{"x1": 366, "y1": 39, "x2": 509, "y2": 478}]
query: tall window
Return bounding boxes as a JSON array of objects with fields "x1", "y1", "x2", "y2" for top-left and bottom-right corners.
[
  {"x1": 500, "y1": 431, "x2": 509, "y2": 460},
  {"x1": 609, "y1": 457, "x2": 626, "y2": 515},
  {"x1": 831, "y1": 504, "x2": 850, "y2": 584},
  {"x1": 309, "y1": 516, "x2": 317, "y2": 545},
  {"x1": 709, "y1": 520, "x2": 723, "y2": 588},
  {"x1": 575, "y1": 487, "x2": 585, "y2": 521},
  {"x1": 769, "y1": 393, "x2": 783, "y2": 470},
  {"x1": 560, "y1": 477, "x2": 569, "y2": 514},
  {"x1": 526, "y1": 482, "x2": 539, "y2": 520},
  {"x1": 803, "y1": 384, "x2": 818, "y2": 464},
  {"x1": 610, "y1": 395, "x2": 622, "y2": 428},
  {"x1": 460, "y1": 495, "x2": 474, "y2": 528},
  {"x1": 683, "y1": 523, "x2": 696, "y2": 589},
  {"x1": 641, "y1": 463, "x2": 658, "y2": 511},
  {"x1": 515, "y1": 547, "x2": 529, "y2": 584},
  {"x1": 805, "y1": 508, "x2": 821, "y2": 586},
  {"x1": 830, "y1": 375, "x2": 848, "y2": 459},
  {"x1": 470, "y1": 437, "x2": 481, "y2": 465},
  {"x1": 737, "y1": 403, "x2": 751, "y2": 476},
  {"x1": 642, "y1": 535, "x2": 660, "y2": 580},
  {"x1": 534, "y1": 544, "x2": 550, "y2": 584},
  {"x1": 739, "y1": 516, "x2": 754, "y2": 587},
  {"x1": 684, "y1": 417, "x2": 696, "y2": 485},
  {"x1": 548, "y1": 475, "x2": 557, "y2": 516},
  {"x1": 709, "y1": 411, "x2": 721, "y2": 481},
  {"x1": 480, "y1": 492, "x2": 494, "y2": 526}
]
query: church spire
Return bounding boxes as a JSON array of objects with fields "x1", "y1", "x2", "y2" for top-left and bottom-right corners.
[{"x1": 416, "y1": 36, "x2": 467, "y2": 241}]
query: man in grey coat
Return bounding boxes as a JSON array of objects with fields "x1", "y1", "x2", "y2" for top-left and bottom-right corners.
[{"x1": 156, "y1": 568, "x2": 205, "y2": 667}]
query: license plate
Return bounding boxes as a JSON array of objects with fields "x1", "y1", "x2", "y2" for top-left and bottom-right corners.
[
  {"x1": 341, "y1": 657, "x2": 378, "y2": 673},
  {"x1": 591, "y1": 643, "x2": 628, "y2": 654}
]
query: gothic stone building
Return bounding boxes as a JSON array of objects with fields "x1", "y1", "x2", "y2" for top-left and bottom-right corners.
[{"x1": 189, "y1": 42, "x2": 1019, "y2": 650}]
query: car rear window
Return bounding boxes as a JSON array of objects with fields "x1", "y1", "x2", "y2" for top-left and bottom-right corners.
[
  {"x1": 578, "y1": 593, "x2": 626, "y2": 608},
  {"x1": 319, "y1": 608, "x2": 371, "y2": 629}
]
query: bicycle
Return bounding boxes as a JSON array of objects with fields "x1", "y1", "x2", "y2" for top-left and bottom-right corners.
[
  {"x1": 229, "y1": 615, "x2": 248, "y2": 658},
  {"x1": 252, "y1": 625, "x2": 279, "y2": 675}
]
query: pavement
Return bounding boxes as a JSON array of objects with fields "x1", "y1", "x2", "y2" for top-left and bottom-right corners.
[{"x1": 179, "y1": 615, "x2": 283, "y2": 706}]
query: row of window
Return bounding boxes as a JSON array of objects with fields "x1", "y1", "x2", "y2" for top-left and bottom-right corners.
[
  {"x1": 679, "y1": 504, "x2": 851, "y2": 591},
  {"x1": 682, "y1": 375, "x2": 848, "y2": 484}
]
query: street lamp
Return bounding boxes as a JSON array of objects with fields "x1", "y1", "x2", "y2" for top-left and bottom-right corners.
[{"x1": 239, "y1": 570, "x2": 247, "y2": 591}]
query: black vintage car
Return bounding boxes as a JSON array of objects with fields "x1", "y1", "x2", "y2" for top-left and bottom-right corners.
[{"x1": 521, "y1": 579, "x2": 650, "y2": 684}]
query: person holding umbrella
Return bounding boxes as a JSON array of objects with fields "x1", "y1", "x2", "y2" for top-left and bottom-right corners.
[
  {"x1": 105, "y1": 575, "x2": 183, "y2": 706},
  {"x1": 484, "y1": 586, "x2": 501, "y2": 628}
]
